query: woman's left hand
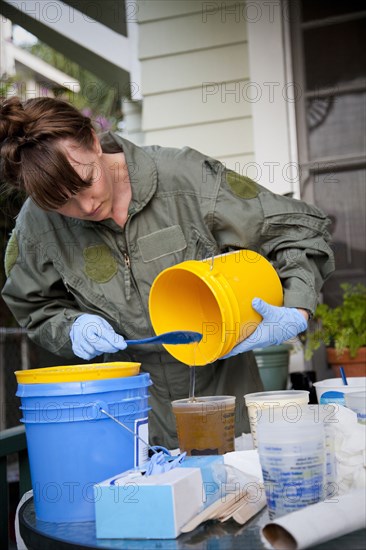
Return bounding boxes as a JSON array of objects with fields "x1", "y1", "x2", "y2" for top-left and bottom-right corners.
[{"x1": 221, "y1": 298, "x2": 309, "y2": 358}]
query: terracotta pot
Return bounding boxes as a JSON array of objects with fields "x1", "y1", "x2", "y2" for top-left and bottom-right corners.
[{"x1": 327, "y1": 347, "x2": 366, "y2": 377}]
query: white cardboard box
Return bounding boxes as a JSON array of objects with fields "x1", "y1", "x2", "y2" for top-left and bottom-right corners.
[{"x1": 94, "y1": 467, "x2": 203, "y2": 539}]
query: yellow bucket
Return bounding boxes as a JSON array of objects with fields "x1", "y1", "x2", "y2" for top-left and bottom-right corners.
[
  {"x1": 15, "y1": 362, "x2": 141, "y2": 384},
  {"x1": 149, "y1": 250, "x2": 283, "y2": 365}
]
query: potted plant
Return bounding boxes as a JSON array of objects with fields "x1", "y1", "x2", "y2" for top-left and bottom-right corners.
[{"x1": 305, "y1": 283, "x2": 366, "y2": 377}]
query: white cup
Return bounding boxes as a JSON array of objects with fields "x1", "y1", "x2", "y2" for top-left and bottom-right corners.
[
  {"x1": 345, "y1": 391, "x2": 366, "y2": 424},
  {"x1": 256, "y1": 410, "x2": 326, "y2": 520},
  {"x1": 244, "y1": 390, "x2": 310, "y2": 448}
]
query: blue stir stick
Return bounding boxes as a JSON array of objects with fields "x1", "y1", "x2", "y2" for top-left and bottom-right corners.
[
  {"x1": 125, "y1": 331, "x2": 202, "y2": 346},
  {"x1": 340, "y1": 366, "x2": 348, "y2": 385}
]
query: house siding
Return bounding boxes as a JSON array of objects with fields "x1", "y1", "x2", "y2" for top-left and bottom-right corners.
[{"x1": 136, "y1": 0, "x2": 254, "y2": 169}]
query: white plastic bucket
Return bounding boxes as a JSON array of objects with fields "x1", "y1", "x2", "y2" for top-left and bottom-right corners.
[{"x1": 313, "y1": 377, "x2": 366, "y2": 405}]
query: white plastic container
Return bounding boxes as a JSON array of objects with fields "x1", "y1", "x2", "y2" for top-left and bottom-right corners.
[
  {"x1": 300, "y1": 405, "x2": 339, "y2": 487},
  {"x1": 244, "y1": 390, "x2": 309, "y2": 448},
  {"x1": 313, "y1": 377, "x2": 366, "y2": 405},
  {"x1": 256, "y1": 411, "x2": 326, "y2": 520},
  {"x1": 345, "y1": 391, "x2": 366, "y2": 424}
]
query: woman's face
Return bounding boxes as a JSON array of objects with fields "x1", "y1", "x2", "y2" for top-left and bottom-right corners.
[{"x1": 55, "y1": 136, "x2": 115, "y2": 221}]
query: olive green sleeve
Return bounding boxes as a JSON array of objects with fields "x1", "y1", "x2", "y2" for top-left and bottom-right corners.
[
  {"x1": 2, "y1": 231, "x2": 81, "y2": 357},
  {"x1": 212, "y1": 170, "x2": 335, "y2": 314},
  {"x1": 257, "y1": 192, "x2": 335, "y2": 313}
]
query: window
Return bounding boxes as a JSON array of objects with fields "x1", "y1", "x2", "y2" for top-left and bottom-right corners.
[{"x1": 290, "y1": 0, "x2": 366, "y2": 306}]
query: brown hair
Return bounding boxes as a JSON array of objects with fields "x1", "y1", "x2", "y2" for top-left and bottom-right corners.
[{"x1": 0, "y1": 96, "x2": 96, "y2": 210}]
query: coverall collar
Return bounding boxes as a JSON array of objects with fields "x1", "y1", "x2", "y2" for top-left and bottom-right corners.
[{"x1": 74, "y1": 132, "x2": 158, "y2": 229}]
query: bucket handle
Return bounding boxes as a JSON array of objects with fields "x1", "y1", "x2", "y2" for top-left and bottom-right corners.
[
  {"x1": 202, "y1": 253, "x2": 215, "y2": 271},
  {"x1": 98, "y1": 405, "x2": 170, "y2": 457}
]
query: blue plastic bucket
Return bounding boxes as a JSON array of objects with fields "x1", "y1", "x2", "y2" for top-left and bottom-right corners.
[{"x1": 16, "y1": 373, "x2": 152, "y2": 522}]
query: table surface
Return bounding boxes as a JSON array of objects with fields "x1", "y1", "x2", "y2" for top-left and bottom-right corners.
[{"x1": 19, "y1": 498, "x2": 366, "y2": 550}]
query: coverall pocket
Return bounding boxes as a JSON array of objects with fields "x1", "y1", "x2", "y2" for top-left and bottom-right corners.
[{"x1": 184, "y1": 228, "x2": 219, "y2": 262}]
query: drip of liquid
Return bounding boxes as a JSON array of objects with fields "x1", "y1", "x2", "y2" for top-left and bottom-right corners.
[
  {"x1": 187, "y1": 339, "x2": 214, "y2": 402},
  {"x1": 188, "y1": 342, "x2": 199, "y2": 402},
  {"x1": 189, "y1": 365, "x2": 196, "y2": 401}
]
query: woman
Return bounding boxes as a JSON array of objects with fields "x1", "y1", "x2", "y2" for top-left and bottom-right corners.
[{"x1": 0, "y1": 97, "x2": 335, "y2": 448}]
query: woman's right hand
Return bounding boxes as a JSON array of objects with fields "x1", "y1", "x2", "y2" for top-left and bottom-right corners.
[{"x1": 70, "y1": 314, "x2": 127, "y2": 360}]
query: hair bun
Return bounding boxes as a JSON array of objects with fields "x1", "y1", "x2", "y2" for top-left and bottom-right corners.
[
  {"x1": 1, "y1": 95, "x2": 95, "y2": 196},
  {"x1": 0, "y1": 97, "x2": 35, "y2": 186},
  {"x1": 0, "y1": 97, "x2": 32, "y2": 142}
]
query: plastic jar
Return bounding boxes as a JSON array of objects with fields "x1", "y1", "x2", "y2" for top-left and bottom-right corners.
[{"x1": 256, "y1": 411, "x2": 326, "y2": 520}]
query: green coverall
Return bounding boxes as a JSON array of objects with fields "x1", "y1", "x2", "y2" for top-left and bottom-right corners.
[{"x1": 2, "y1": 132, "x2": 335, "y2": 448}]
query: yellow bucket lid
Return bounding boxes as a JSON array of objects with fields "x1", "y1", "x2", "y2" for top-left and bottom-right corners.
[{"x1": 15, "y1": 362, "x2": 141, "y2": 384}]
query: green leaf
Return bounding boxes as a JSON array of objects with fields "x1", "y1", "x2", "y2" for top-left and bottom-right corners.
[{"x1": 306, "y1": 283, "x2": 366, "y2": 358}]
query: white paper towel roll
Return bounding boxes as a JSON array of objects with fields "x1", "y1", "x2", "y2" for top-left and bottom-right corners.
[{"x1": 262, "y1": 489, "x2": 366, "y2": 550}]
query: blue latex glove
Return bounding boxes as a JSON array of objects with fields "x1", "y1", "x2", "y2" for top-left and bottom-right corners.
[
  {"x1": 145, "y1": 451, "x2": 186, "y2": 476},
  {"x1": 70, "y1": 314, "x2": 127, "y2": 360},
  {"x1": 222, "y1": 298, "x2": 308, "y2": 358}
]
